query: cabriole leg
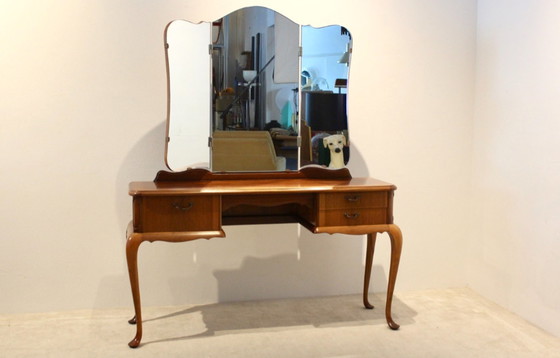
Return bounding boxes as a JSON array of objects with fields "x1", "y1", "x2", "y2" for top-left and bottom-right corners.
[
  {"x1": 363, "y1": 233, "x2": 377, "y2": 309},
  {"x1": 126, "y1": 233, "x2": 144, "y2": 348},
  {"x1": 385, "y1": 224, "x2": 403, "y2": 330}
]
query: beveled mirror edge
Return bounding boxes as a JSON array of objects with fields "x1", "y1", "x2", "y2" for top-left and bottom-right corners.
[{"x1": 163, "y1": 20, "x2": 175, "y2": 171}]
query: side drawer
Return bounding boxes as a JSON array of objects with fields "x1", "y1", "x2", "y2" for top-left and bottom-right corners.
[
  {"x1": 319, "y1": 192, "x2": 388, "y2": 210},
  {"x1": 133, "y1": 195, "x2": 221, "y2": 232},
  {"x1": 317, "y1": 208, "x2": 389, "y2": 227}
]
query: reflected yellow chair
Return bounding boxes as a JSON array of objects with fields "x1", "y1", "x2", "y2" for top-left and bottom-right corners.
[{"x1": 212, "y1": 131, "x2": 286, "y2": 171}]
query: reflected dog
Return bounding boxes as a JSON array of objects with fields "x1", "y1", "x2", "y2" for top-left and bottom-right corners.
[{"x1": 323, "y1": 134, "x2": 346, "y2": 169}]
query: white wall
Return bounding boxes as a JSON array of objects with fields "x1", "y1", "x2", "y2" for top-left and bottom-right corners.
[
  {"x1": 470, "y1": 0, "x2": 560, "y2": 337},
  {"x1": 0, "y1": 0, "x2": 475, "y2": 315}
]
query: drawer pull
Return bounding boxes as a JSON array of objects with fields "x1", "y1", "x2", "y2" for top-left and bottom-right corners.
[
  {"x1": 344, "y1": 212, "x2": 360, "y2": 219},
  {"x1": 172, "y1": 201, "x2": 193, "y2": 211},
  {"x1": 345, "y1": 195, "x2": 361, "y2": 202}
]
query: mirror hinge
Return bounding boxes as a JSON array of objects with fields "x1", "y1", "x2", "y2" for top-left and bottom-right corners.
[
  {"x1": 209, "y1": 44, "x2": 213, "y2": 55},
  {"x1": 297, "y1": 136, "x2": 302, "y2": 147},
  {"x1": 208, "y1": 137, "x2": 213, "y2": 147},
  {"x1": 298, "y1": 46, "x2": 302, "y2": 57}
]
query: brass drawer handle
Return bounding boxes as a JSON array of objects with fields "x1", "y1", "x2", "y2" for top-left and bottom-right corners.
[
  {"x1": 345, "y1": 195, "x2": 361, "y2": 202},
  {"x1": 344, "y1": 212, "x2": 360, "y2": 219},
  {"x1": 172, "y1": 201, "x2": 193, "y2": 211}
]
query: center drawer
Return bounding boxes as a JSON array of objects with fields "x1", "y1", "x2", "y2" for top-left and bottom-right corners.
[{"x1": 134, "y1": 195, "x2": 221, "y2": 233}]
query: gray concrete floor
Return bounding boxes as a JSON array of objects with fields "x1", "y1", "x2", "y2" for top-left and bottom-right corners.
[{"x1": 1, "y1": 288, "x2": 559, "y2": 357}]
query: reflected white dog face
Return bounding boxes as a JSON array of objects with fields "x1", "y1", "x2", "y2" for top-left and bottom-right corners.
[{"x1": 323, "y1": 134, "x2": 346, "y2": 153}]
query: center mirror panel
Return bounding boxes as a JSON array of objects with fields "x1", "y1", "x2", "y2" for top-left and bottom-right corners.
[
  {"x1": 211, "y1": 7, "x2": 299, "y2": 172},
  {"x1": 164, "y1": 7, "x2": 352, "y2": 172}
]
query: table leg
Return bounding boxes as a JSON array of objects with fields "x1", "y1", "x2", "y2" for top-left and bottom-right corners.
[
  {"x1": 126, "y1": 233, "x2": 144, "y2": 348},
  {"x1": 362, "y1": 226, "x2": 402, "y2": 330},
  {"x1": 385, "y1": 224, "x2": 402, "y2": 330},
  {"x1": 363, "y1": 233, "x2": 377, "y2": 309}
]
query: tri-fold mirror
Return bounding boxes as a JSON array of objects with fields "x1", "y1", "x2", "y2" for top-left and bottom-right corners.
[{"x1": 164, "y1": 6, "x2": 352, "y2": 172}]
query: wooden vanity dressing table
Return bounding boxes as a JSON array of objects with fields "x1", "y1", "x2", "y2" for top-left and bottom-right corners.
[
  {"x1": 126, "y1": 167, "x2": 403, "y2": 348},
  {"x1": 126, "y1": 6, "x2": 404, "y2": 348}
]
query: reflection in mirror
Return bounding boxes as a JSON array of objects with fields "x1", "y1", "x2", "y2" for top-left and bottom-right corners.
[
  {"x1": 164, "y1": 7, "x2": 352, "y2": 172},
  {"x1": 211, "y1": 7, "x2": 300, "y2": 172},
  {"x1": 300, "y1": 25, "x2": 352, "y2": 169}
]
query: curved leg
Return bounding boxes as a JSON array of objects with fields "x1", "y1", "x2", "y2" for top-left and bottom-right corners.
[
  {"x1": 126, "y1": 233, "x2": 144, "y2": 348},
  {"x1": 363, "y1": 233, "x2": 377, "y2": 309},
  {"x1": 385, "y1": 224, "x2": 403, "y2": 330}
]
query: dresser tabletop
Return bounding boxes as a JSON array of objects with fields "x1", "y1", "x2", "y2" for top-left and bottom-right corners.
[{"x1": 129, "y1": 177, "x2": 396, "y2": 196}]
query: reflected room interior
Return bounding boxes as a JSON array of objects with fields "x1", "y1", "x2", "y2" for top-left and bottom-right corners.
[
  {"x1": 211, "y1": 7, "x2": 300, "y2": 171},
  {"x1": 301, "y1": 25, "x2": 351, "y2": 168}
]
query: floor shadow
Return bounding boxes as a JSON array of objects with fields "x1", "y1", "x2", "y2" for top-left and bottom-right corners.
[{"x1": 139, "y1": 292, "x2": 416, "y2": 346}]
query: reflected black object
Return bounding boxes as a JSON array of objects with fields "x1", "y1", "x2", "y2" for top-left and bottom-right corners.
[{"x1": 304, "y1": 92, "x2": 347, "y2": 131}]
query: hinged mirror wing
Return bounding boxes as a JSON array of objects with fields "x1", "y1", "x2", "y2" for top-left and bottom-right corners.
[{"x1": 164, "y1": 20, "x2": 212, "y2": 171}]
